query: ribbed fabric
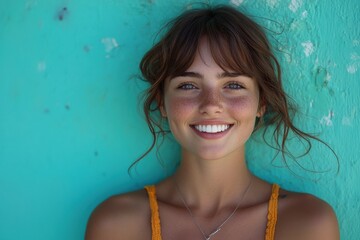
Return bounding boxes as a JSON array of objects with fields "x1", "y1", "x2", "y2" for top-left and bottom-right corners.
[
  {"x1": 265, "y1": 184, "x2": 280, "y2": 240},
  {"x1": 145, "y1": 186, "x2": 162, "y2": 240},
  {"x1": 145, "y1": 184, "x2": 280, "y2": 240}
]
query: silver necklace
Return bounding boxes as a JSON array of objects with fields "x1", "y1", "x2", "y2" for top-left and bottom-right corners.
[{"x1": 174, "y1": 176, "x2": 253, "y2": 240}]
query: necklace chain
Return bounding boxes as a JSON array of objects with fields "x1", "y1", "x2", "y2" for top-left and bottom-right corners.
[{"x1": 174, "y1": 176, "x2": 253, "y2": 240}]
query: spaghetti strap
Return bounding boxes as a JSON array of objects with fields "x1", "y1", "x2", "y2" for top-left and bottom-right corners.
[
  {"x1": 145, "y1": 185, "x2": 162, "y2": 240},
  {"x1": 265, "y1": 184, "x2": 280, "y2": 240},
  {"x1": 145, "y1": 184, "x2": 279, "y2": 240}
]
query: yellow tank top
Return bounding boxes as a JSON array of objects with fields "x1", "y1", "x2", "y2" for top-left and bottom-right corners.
[{"x1": 145, "y1": 184, "x2": 280, "y2": 240}]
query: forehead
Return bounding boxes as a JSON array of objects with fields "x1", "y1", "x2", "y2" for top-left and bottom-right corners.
[{"x1": 186, "y1": 39, "x2": 221, "y2": 72}]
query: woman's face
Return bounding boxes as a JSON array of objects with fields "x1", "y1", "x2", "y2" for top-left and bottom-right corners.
[{"x1": 162, "y1": 39, "x2": 264, "y2": 161}]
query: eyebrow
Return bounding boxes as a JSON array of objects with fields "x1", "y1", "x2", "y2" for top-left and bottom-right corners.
[{"x1": 176, "y1": 71, "x2": 244, "y2": 79}]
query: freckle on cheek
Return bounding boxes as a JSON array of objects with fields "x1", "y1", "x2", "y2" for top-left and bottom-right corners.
[
  {"x1": 168, "y1": 98, "x2": 197, "y2": 116},
  {"x1": 228, "y1": 96, "x2": 251, "y2": 108}
]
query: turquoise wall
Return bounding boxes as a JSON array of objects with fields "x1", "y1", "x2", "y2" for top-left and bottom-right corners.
[{"x1": 0, "y1": 0, "x2": 359, "y2": 239}]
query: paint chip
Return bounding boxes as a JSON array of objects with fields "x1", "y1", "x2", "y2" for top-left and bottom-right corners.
[
  {"x1": 266, "y1": 0, "x2": 278, "y2": 8},
  {"x1": 230, "y1": 0, "x2": 245, "y2": 6},
  {"x1": 347, "y1": 64, "x2": 357, "y2": 74},
  {"x1": 301, "y1": 41, "x2": 314, "y2": 57},
  {"x1": 342, "y1": 117, "x2": 352, "y2": 126},
  {"x1": 301, "y1": 10, "x2": 308, "y2": 18},
  {"x1": 101, "y1": 38, "x2": 119, "y2": 53},
  {"x1": 320, "y1": 111, "x2": 334, "y2": 127},
  {"x1": 37, "y1": 61, "x2": 46, "y2": 72},
  {"x1": 350, "y1": 53, "x2": 360, "y2": 61},
  {"x1": 289, "y1": 0, "x2": 302, "y2": 13},
  {"x1": 346, "y1": 53, "x2": 360, "y2": 74}
]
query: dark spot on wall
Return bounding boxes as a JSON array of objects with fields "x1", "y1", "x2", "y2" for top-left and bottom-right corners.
[
  {"x1": 312, "y1": 66, "x2": 334, "y2": 95},
  {"x1": 65, "y1": 104, "x2": 70, "y2": 110},
  {"x1": 313, "y1": 66, "x2": 328, "y2": 90},
  {"x1": 94, "y1": 151, "x2": 98, "y2": 157},
  {"x1": 57, "y1": 7, "x2": 68, "y2": 21},
  {"x1": 44, "y1": 108, "x2": 50, "y2": 114},
  {"x1": 83, "y1": 45, "x2": 90, "y2": 53}
]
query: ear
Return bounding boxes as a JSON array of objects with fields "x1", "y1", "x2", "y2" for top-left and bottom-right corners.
[
  {"x1": 256, "y1": 104, "x2": 266, "y2": 117},
  {"x1": 160, "y1": 105, "x2": 167, "y2": 117},
  {"x1": 155, "y1": 93, "x2": 167, "y2": 117}
]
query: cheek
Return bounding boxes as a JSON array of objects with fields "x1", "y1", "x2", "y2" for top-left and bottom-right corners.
[
  {"x1": 165, "y1": 96, "x2": 198, "y2": 119},
  {"x1": 226, "y1": 95, "x2": 259, "y2": 116}
]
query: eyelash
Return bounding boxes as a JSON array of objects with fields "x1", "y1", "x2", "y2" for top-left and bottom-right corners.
[
  {"x1": 225, "y1": 82, "x2": 244, "y2": 90},
  {"x1": 176, "y1": 81, "x2": 245, "y2": 90},
  {"x1": 177, "y1": 82, "x2": 197, "y2": 90}
]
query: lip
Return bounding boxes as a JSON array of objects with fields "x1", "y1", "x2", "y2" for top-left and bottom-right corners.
[
  {"x1": 190, "y1": 121, "x2": 234, "y2": 140},
  {"x1": 191, "y1": 120, "x2": 233, "y2": 125}
]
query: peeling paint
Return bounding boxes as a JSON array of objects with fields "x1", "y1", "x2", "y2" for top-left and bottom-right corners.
[
  {"x1": 289, "y1": 0, "x2": 302, "y2": 13},
  {"x1": 309, "y1": 99, "x2": 314, "y2": 108},
  {"x1": 301, "y1": 10, "x2": 308, "y2": 19},
  {"x1": 342, "y1": 117, "x2": 352, "y2": 126},
  {"x1": 342, "y1": 108, "x2": 356, "y2": 126},
  {"x1": 101, "y1": 38, "x2": 119, "y2": 52},
  {"x1": 301, "y1": 41, "x2": 314, "y2": 57},
  {"x1": 37, "y1": 61, "x2": 46, "y2": 72},
  {"x1": 101, "y1": 38, "x2": 119, "y2": 58},
  {"x1": 266, "y1": 0, "x2": 278, "y2": 8},
  {"x1": 346, "y1": 52, "x2": 360, "y2": 74},
  {"x1": 320, "y1": 110, "x2": 334, "y2": 127},
  {"x1": 230, "y1": 0, "x2": 244, "y2": 6},
  {"x1": 347, "y1": 64, "x2": 357, "y2": 74},
  {"x1": 0, "y1": 2, "x2": 358, "y2": 240}
]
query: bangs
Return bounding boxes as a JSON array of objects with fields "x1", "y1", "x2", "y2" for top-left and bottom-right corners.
[
  {"x1": 206, "y1": 29, "x2": 254, "y2": 77},
  {"x1": 164, "y1": 7, "x2": 263, "y2": 79}
]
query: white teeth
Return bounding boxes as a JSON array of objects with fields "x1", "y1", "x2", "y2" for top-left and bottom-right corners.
[
  {"x1": 194, "y1": 125, "x2": 230, "y2": 133},
  {"x1": 206, "y1": 125, "x2": 211, "y2": 132}
]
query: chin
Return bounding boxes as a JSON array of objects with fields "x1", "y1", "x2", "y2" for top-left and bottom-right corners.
[{"x1": 192, "y1": 148, "x2": 234, "y2": 161}]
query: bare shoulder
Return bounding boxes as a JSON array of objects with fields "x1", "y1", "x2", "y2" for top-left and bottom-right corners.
[
  {"x1": 276, "y1": 189, "x2": 340, "y2": 240},
  {"x1": 85, "y1": 189, "x2": 150, "y2": 240}
]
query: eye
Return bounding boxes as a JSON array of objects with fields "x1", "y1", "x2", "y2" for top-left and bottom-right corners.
[
  {"x1": 225, "y1": 82, "x2": 244, "y2": 90},
  {"x1": 177, "y1": 82, "x2": 197, "y2": 90}
]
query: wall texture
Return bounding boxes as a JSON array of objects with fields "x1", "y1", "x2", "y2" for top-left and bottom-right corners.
[{"x1": 0, "y1": 0, "x2": 359, "y2": 239}]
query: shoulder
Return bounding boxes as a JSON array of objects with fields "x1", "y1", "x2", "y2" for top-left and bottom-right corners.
[
  {"x1": 85, "y1": 188, "x2": 151, "y2": 240},
  {"x1": 276, "y1": 189, "x2": 339, "y2": 240}
]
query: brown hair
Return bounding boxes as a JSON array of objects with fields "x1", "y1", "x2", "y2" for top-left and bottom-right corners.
[{"x1": 131, "y1": 5, "x2": 336, "y2": 171}]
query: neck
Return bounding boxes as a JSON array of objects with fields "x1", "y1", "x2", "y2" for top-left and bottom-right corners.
[{"x1": 172, "y1": 148, "x2": 252, "y2": 215}]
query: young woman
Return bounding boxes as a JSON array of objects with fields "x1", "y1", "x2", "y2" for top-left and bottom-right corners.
[{"x1": 86, "y1": 5, "x2": 339, "y2": 240}]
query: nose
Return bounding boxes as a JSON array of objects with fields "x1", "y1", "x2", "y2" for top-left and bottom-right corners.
[{"x1": 198, "y1": 88, "x2": 223, "y2": 115}]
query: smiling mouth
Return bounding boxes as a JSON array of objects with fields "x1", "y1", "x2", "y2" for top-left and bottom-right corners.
[{"x1": 192, "y1": 124, "x2": 232, "y2": 133}]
